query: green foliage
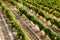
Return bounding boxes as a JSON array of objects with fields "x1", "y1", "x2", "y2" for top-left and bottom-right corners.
[
  {"x1": 0, "y1": 1, "x2": 29, "y2": 40},
  {"x1": 21, "y1": 1, "x2": 60, "y2": 28},
  {"x1": 8, "y1": 0, "x2": 60, "y2": 40}
]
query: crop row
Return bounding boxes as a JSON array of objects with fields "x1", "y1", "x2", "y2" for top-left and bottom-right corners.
[
  {"x1": 19, "y1": 0, "x2": 60, "y2": 13},
  {"x1": 37, "y1": 0, "x2": 60, "y2": 13},
  {"x1": 25, "y1": 1, "x2": 60, "y2": 18},
  {"x1": 0, "y1": 0, "x2": 29, "y2": 40},
  {"x1": 7, "y1": 0, "x2": 60, "y2": 40},
  {"x1": 14, "y1": 0, "x2": 60, "y2": 29}
]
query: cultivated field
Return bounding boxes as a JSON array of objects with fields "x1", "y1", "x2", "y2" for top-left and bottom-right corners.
[{"x1": 0, "y1": 0, "x2": 60, "y2": 40}]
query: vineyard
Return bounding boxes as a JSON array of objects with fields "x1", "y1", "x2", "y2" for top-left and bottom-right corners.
[{"x1": 0, "y1": 0, "x2": 60, "y2": 40}]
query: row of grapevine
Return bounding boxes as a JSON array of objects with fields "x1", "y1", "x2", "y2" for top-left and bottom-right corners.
[
  {"x1": 0, "y1": 0, "x2": 30, "y2": 40},
  {"x1": 20, "y1": 0, "x2": 60, "y2": 12},
  {"x1": 7, "y1": 0, "x2": 60, "y2": 40},
  {"x1": 37, "y1": 0, "x2": 60, "y2": 12},
  {"x1": 25, "y1": 1, "x2": 60, "y2": 18},
  {"x1": 14, "y1": 0, "x2": 60, "y2": 29}
]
